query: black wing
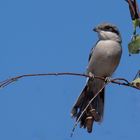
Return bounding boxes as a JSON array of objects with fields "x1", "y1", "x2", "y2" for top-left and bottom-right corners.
[
  {"x1": 88, "y1": 41, "x2": 99, "y2": 62},
  {"x1": 88, "y1": 47, "x2": 94, "y2": 62}
]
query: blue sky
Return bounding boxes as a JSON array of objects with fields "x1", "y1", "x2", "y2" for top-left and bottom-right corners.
[{"x1": 0, "y1": 0, "x2": 140, "y2": 140}]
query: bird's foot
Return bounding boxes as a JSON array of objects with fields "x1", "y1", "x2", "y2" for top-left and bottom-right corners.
[
  {"x1": 105, "y1": 77, "x2": 111, "y2": 83},
  {"x1": 88, "y1": 72, "x2": 94, "y2": 81}
]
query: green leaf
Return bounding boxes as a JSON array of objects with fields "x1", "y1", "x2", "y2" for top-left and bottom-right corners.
[
  {"x1": 133, "y1": 19, "x2": 140, "y2": 28},
  {"x1": 128, "y1": 35, "x2": 140, "y2": 54}
]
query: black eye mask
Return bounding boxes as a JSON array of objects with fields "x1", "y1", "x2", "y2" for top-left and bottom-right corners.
[{"x1": 103, "y1": 26, "x2": 120, "y2": 35}]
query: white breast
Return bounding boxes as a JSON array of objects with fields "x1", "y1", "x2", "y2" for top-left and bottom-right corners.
[{"x1": 87, "y1": 40, "x2": 122, "y2": 77}]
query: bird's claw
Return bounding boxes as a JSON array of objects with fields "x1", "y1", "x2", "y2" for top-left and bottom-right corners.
[
  {"x1": 105, "y1": 77, "x2": 111, "y2": 83},
  {"x1": 89, "y1": 72, "x2": 94, "y2": 80}
]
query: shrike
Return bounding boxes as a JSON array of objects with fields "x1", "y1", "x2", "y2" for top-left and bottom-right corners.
[{"x1": 71, "y1": 23, "x2": 122, "y2": 133}]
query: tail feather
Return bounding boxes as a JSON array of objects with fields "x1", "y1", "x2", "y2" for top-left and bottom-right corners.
[
  {"x1": 71, "y1": 79, "x2": 105, "y2": 133},
  {"x1": 86, "y1": 117, "x2": 94, "y2": 133},
  {"x1": 71, "y1": 85, "x2": 88, "y2": 117}
]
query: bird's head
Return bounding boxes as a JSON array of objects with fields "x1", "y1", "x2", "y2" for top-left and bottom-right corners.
[{"x1": 93, "y1": 23, "x2": 122, "y2": 43}]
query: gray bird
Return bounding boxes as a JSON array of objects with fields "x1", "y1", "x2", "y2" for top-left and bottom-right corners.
[{"x1": 71, "y1": 23, "x2": 122, "y2": 133}]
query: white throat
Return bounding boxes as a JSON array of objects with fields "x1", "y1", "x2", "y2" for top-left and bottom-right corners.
[{"x1": 98, "y1": 31, "x2": 121, "y2": 43}]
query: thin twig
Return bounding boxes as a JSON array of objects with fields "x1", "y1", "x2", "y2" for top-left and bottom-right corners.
[
  {"x1": 0, "y1": 72, "x2": 139, "y2": 90},
  {"x1": 0, "y1": 73, "x2": 90, "y2": 88},
  {"x1": 111, "y1": 78, "x2": 140, "y2": 90},
  {"x1": 0, "y1": 72, "x2": 139, "y2": 137},
  {"x1": 0, "y1": 73, "x2": 104, "y2": 88},
  {"x1": 133, "y1": 70, "x2": 140, "y2": 80}
]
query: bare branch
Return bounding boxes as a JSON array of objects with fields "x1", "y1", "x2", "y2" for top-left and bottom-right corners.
[
  {"x1": 0, "y1": 72, "x2": 139, "y2": 90},
  {"x1": 0, "y1": 72, "x2": 139, "y2": 137},
  {"x1": 133, "y1": 70, "x2": 140, "y2": 80}
]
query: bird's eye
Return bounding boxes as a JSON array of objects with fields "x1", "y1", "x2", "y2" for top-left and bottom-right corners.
[
  {"x1": 105, "y1": 26, "x2": 111, "y2": 30},
  {"x1": 105, "y1": 26, "x2": 115, "y2": 32}
]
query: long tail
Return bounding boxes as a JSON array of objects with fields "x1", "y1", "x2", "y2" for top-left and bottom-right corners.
[{"x1": 71, "y1": 79, "x2": 105, "y2": 133}]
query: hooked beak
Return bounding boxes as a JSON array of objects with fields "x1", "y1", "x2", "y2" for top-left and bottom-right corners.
[{"x1": 93, "y1": 27, "x2": 99, "y2": 32}]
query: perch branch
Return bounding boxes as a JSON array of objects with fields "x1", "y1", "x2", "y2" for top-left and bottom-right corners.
[
  {"x1": 0, "y1": 72, "x2": 139, "y2": 90},
  {"x1": 0, "y1": 72, "x2": 139, "y2": 137}
]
